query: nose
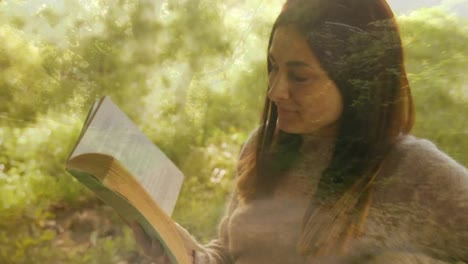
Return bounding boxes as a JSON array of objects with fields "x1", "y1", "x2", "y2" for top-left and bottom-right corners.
[{"x1": 267, "y1": 74, "x2": 290, "y2": 102}]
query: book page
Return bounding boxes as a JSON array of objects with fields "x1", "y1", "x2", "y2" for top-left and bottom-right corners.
[{"x1": 70, "y1": 96, "x2": 183, "y2": 216}]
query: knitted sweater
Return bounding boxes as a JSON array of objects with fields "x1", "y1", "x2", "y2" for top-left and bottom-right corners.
[{"x1": 191, "y1": 134, "x2": 468, "y2": 264}]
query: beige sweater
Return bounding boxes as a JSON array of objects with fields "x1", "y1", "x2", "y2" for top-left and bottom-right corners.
[{"x1": 192, "y1": 134, "x2": 468, "y2": 264}]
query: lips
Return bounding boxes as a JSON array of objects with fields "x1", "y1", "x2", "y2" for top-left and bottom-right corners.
[
  {"x1": 277, "y1": 106, "x2": 297, "y2": 112},
  {"x1": 277, "y1": 108, "x2": 297, "y2": 117}
]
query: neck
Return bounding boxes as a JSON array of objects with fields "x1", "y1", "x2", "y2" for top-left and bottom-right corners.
[
  {"x1": 299, "y1": 133, "x2": 336, "y2": 157},
  {"x1": 304, "y1": 120, "x2": 341, "y2": 138}
]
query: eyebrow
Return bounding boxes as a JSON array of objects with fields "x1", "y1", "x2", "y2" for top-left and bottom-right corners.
[
  {"x1": 286, "y1": 61, "x2": 312, "y2": 68},
  {"x1": 268, "y1": 52, "x2": 314, "y2": 69}
]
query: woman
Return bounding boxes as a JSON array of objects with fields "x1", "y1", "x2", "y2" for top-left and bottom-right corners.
[{"x1": 132, "y1": 0, "x2": 468, "y2": 263}]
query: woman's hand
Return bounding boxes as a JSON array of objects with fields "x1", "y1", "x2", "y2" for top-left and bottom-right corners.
[
  {"x1": 129, "y1": 222, "x2": 169, "y2": 262},
  {"x1": 129, "y1": 222, "x2": 199, "y2": 263}
]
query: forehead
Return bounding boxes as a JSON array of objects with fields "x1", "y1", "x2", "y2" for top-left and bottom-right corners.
[{"x1": 269, "y1": 25, "x2": 317, "y2": 63}]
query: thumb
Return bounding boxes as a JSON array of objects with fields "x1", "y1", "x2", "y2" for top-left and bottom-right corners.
[
  {"x1": 174, "y1": 223, "x2": 205, "y2": 253},
  {"x1": 129, "y1": 222, "x2": 165, "y2": 258}
]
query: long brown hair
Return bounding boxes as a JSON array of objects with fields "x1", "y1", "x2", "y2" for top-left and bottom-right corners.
[{"x1": 237, "y1": 0, "x2": 415, "y2": 257}]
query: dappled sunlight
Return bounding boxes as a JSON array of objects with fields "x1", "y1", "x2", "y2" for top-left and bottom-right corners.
[{"x1": 0, "y1": 0, "x2": 467, "y2": 263}]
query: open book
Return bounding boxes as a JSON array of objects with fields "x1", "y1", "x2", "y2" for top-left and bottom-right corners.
[{"x1": 66, "y1": 96, "x2": 190, "y2": 264}]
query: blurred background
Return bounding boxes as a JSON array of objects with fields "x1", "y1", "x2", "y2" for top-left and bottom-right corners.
[{"x1": 0, "y1": 0, "x2": 467, "y2": 263}]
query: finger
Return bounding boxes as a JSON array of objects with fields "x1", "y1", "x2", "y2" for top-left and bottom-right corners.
[
  {"x1": 130, "y1": 223, "x2": 166, "y2": 258},
  {"x1": 174, "y1": 223, "x2": 204, "y2": 252},
  {"x1": 149, "y1": 236, "x2": 165, "y2": 257},
  {"x1": 129, "y1": 223, "x2": 152, "y2": 254}
]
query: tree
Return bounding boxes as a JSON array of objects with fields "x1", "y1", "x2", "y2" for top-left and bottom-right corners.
[
  {"x1": 398, "y1": 8, "x2": 468, "y2": 165},
  {"x1": 1, "y1": 1, "x2": 466, "y2": 263},
  {"x1": 0, "y1": 0, "x2": 282, "y2": 262}
]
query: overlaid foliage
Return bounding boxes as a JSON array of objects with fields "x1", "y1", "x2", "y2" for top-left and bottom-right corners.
[
  {"x1": 399, "y1": 8, "x2": 468, "y2": 164},
  {"x1": 0, "y1": 1, "x2": 466, "y2": 263}
]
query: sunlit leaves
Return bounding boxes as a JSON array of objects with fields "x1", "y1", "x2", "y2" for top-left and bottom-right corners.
[
  {"x1": 1, "y1": 0, "x2": 467, "y2": 261},
  {"x1": 0, "y1": 26, "x2": 59, "y2": 123},
  {"x1": 399, "y1": 8, "x2": 468, "y2": 164}
]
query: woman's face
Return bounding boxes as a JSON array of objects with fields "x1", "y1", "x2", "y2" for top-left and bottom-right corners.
[{"x1": 268, "y1": 25, "x2": 343, "y2": 136}]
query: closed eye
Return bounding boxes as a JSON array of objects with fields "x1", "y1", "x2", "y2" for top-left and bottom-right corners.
[{"x1": 289, "y1": 73, "x2": 308, "y2": 83}]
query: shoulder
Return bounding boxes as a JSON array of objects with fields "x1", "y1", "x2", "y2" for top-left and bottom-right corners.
[
  {"x1": 238, "y1": 127, "x2": 260, "y2": 160},
  {"x1": 374, "y1": 134, "x2": 468, "y2": 261},
  {"x1": 374, "y1": 133, "x2": 468, "y2": 206},
  {"x1": 391, "y1": 134, "x2": 456, "y2": 166},
  {"x1": 384, "y1": 134, "x2": 468, "y2": 185}
]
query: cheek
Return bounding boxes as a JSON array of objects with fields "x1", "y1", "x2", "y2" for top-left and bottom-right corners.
[
  {"x1": 327, "y1": 85, "x2": 343, "y2": 114},
  {"x1": 295, "y1": 88, "x2": 328, "y2": 112},
  {"x1": 295, "y1": 83, "x2": 342, "y2": 119},
  {"x1": 293, "y1": 79, "x2": 334, "y2": 105}
]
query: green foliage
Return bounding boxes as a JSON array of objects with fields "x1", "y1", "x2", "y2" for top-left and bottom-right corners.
[
  {"x1": 0, "y1": 26, "x2": 59, "y2": 123},
  {"x1": 67, "y1": 227, "x2": 139, "y2": 264},
  {"x1": 0, "y1": 207, "x2": 58, "y2": 263},
  {"x1": 0, "y1": 201, "x2": 142, "y2": 264},
  {"x1": 0, "y1": 1, "x2": 467, "y2": 263},
  {"x1": 0, "y1": 0, "x2": 279, "y2": 261},
  {"x1": 398, "y1": 8, "x2": 468, "y2": 165},
  {"x1": 0, "y1": 114, "x2": 90, "y2": 211}
]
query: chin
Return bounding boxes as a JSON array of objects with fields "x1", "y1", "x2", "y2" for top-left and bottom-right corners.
[
  {"x1": 278, "y1": 121, "x2": 331, "y2": 136},
  {"x1": 277, "y1": 122, "x2": 304, "y2": 134}
]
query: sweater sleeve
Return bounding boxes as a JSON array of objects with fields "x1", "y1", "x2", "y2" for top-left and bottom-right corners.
[
  {"x1": 193, "y1": 192, "x2": 238, "y2": 263},
  {"x1": 390, "y1": 137, "x2": 468, "y2": 262},
  {"x1": 192, "y1": 128, "x2": 258, "y2": 263}
]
